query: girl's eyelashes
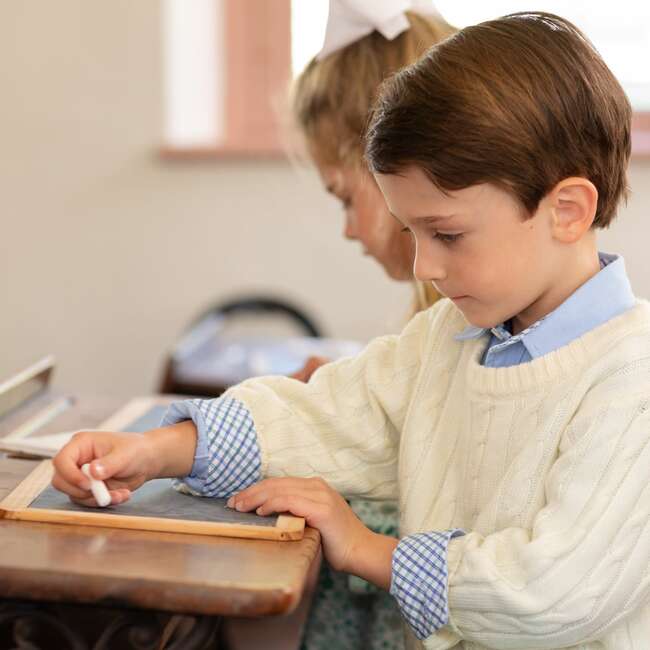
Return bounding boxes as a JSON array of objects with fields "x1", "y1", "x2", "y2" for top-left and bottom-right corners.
[{"x1": 330, "y1": 190, "x2": 351, "y2": 210}]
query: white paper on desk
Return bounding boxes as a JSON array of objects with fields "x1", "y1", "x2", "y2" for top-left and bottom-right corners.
[
  {"x1": 0, "y1": 431, "x2": 77, "y2": 457},
  {"x1": 0, "y1": 402, "x2": 169, "y2": 459}
]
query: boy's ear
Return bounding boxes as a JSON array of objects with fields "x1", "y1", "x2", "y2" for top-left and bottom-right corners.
[{"x1": 548, "y1": 177, "x2": 599, "y2": 243}]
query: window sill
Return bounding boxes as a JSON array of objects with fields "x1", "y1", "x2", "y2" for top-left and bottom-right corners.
[
  {"x1": 160, "y1": 112, "x2": 650, "y2": 162},
  {"x1": 159, "y1": 145, "x2": 288, "y2": 161}
]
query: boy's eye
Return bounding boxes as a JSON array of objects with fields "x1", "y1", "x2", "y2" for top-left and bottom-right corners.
[
  {"x1": 435, "y1": 232, "x2": 462, "y2": 243},
  {"x1": 401, "y1": 227, "x2": 462, "y2": 243}
]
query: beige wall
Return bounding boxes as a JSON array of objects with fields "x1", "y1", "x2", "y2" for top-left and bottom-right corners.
[{"x1": 2, "y1": 1, "x2": 649, "y2": 397}]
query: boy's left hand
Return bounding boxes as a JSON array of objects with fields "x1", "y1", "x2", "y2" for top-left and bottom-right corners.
[{"x1": 227, "y1": 477, "x2": 370, "y2": 573}]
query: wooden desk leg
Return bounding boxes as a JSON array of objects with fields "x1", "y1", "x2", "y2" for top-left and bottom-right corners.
[{"x1": 0, "y1": 600, "x2": 221, "y2": 649}]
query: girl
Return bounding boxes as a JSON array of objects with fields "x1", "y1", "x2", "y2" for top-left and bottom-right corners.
[{"x1": 287, "y1": 3, "x2": 455, "y2": 648}]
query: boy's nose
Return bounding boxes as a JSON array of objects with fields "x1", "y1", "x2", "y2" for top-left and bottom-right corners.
[{"x1": 413, "y1": 247, "x2": 446, "y2": 282}]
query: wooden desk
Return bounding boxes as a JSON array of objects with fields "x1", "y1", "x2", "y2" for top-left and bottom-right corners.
[{"x1": 0, "y1": 396, "x2": 321, "y2": 649}]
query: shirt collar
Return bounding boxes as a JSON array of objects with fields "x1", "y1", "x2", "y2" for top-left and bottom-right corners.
[{"x1": 454, "y1": 252, "x2": 635, "y2": 358}]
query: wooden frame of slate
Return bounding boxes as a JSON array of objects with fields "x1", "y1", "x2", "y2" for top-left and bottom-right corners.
[{"x1": 0, "y1": 397, "x2": 305, "y2": 541}]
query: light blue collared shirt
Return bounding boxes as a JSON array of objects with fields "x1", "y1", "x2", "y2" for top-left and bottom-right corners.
[{"x1": 454, "y1": 252, "x2": 635, "y2": 367}]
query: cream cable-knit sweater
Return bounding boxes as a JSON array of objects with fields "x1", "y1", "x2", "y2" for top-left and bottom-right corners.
[{"x1": 226, "y1": 298, "x2": 650, "y2": 649}]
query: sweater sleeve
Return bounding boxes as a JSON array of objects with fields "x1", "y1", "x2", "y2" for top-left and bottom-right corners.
[
  {"x1": 435, "y1": 388, "x2": 650, "y2": 649},
  {"x1": 222, "y1": 304, "x2": 446, "y2": 501}
]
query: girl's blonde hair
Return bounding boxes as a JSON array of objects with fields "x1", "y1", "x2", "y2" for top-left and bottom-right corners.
[{"x1": 291, "y1": 11, "x2": 456, "y2": 314}]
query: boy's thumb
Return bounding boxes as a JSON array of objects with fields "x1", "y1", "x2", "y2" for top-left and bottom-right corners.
[{"x1": 91, "y1": 450, "x2": 130, "y2": 480}]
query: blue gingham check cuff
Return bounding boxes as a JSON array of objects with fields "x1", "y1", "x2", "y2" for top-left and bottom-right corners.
[
  {"x1": 391, "y1": 528, "x2": 465, "y2": 639},
  {"x1": 162, "y1": 397, "x2": 262, "y2": 497}
]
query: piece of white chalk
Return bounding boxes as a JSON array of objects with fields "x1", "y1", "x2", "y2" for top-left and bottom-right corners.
[{"x1": 81, "y1": 463, "x2": 111, "y2": 507}]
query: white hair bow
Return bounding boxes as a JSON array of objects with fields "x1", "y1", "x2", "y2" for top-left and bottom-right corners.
[{"x1": 317, "y1": 0, "x2": 443, "y2": 60}]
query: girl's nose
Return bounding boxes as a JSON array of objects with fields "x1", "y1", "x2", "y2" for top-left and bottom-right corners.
[{"x1": 343, "y1": 215, "x2": 357, "y2": 240}]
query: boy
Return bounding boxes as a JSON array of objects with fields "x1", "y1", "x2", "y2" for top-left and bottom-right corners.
[{"x1": 53, "y1": 12, "x2": 649, "y2": 649}]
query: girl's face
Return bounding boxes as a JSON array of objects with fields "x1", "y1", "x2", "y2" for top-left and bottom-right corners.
[{"x1": 317, "y1": 163, "x2": 415, "y2": 281}]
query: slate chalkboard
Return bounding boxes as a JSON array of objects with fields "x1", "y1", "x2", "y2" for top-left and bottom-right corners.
[
  {"x1": 122, "y1": 403, "x2": 169, "y2": 432},
  {"x1": 30, "y1": 478, "x2": 278, "y2": 528},
  {"x1": 0, "y1": 400, "x2": 304, "y2": 540}
]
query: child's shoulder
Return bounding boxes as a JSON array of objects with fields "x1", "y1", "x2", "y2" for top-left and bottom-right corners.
[
  {"x1": 583, "y1": 299, "x2": 650, "y2": 388},
  {"x1": 592, "y1": 299, "x2": 650, "y2": 353}
]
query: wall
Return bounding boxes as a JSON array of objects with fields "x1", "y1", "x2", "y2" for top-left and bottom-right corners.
[
  {"x1": 0, "y1": 1, "x2": 409, "y2": 396},
  {"x1": 2, "y1": 1, "x2": 649, "y2": 396}
]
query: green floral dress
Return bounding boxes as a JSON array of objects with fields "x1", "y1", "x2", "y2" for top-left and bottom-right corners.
[{"x1": 300, "y1": 500, "x2": 404, "y2": 650}]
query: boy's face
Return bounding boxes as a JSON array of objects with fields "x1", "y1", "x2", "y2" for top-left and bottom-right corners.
[{"x1": 375, "y1": 166, "x2": 564, "y2": 331}]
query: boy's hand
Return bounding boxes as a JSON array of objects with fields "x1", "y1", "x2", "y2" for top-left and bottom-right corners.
[
  {"x1": 51, "y1": 420, "x2": 198, "y2": 507},
  {"x1": 227, "y1": 477, "x2": 378, "y2": 574},
  {"x1": 52, "y1": 431, "x2": 155, "y2": 507}
]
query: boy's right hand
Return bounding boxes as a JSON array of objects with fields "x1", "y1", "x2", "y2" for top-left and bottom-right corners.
[{"x1": 52, "y1": 430, "x2": 155, "y2": 507}]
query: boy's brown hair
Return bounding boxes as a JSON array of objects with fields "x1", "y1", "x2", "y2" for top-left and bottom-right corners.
[{"x1": 365, "y1": 12, "x2": 631, "y2": 228}]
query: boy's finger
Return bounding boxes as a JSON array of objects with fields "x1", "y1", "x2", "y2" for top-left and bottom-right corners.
[
  {"x1": 90, "y1": 445, "x2": 136, "y2": 480},
  {"x1": 108, "y1": 488, "x2": 131, "y2": 505},
  {"x1": 229, "y1": 478, "x2": 322, "y2": 510},
  {"x1": 69, "y1": 487, "x2": 131, "y2": 509},
  {"x1": 229, "y1": 488, "x2": 269, "y2": 511},
  {"x1": 235, "y1": 476, "x2": 323, "y2": 499},
  {"x1": 256, "y1": 494, "x2": 324, "y2": 521},
  {"x1": 52, "y1": 442, "x2": 91, "y2": 490},
  {"x1": 70, "y1": 494, "x2": 105, "y2": 508},
  {"x1": 52, "y1": 473, "x2": 92, "y2": 499}
]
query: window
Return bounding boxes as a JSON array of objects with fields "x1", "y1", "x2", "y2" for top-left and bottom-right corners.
[
  {"x1": 162, "y1": 0, "x2": 291, "y2": 157},
  {"x1": 432, "y1": 1, "x2": 650, "y2": 155},
  {"x1": 162, "y1": 1, "x2": 650, "y2": 157},
  {"x1": 163, "y1": 0, "x2": 221, "y2": 149}
]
